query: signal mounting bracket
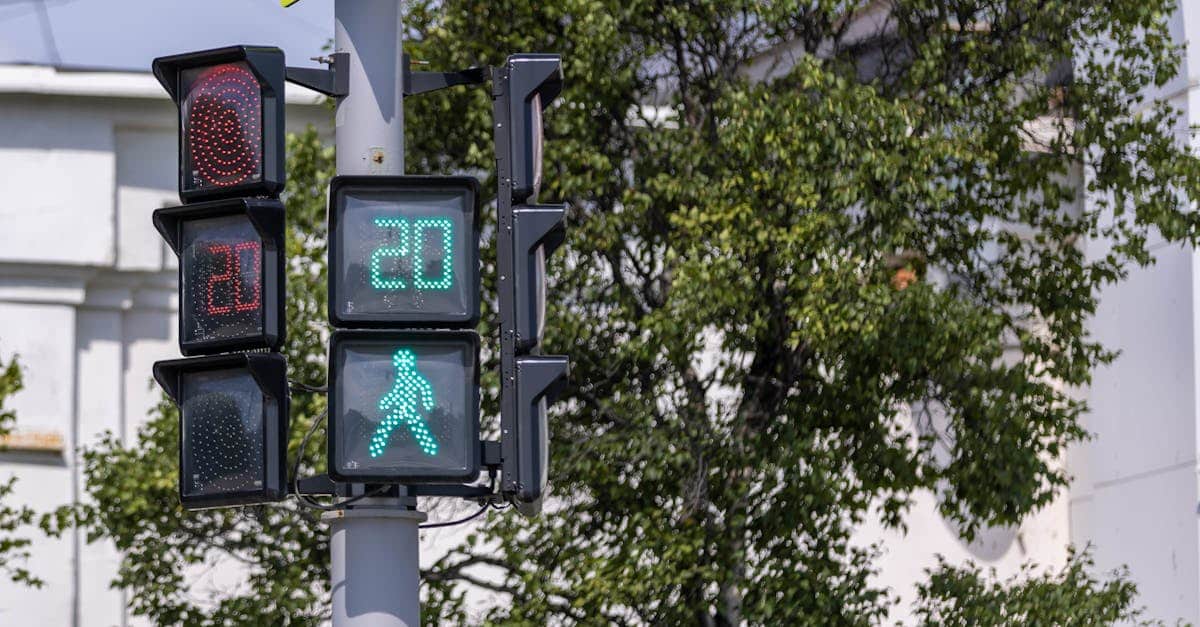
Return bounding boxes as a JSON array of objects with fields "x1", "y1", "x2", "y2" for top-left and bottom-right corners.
[
  {"x1": 403, "y1": 53, "x2": 487, "y2": 96},
  {"x1": 286, "y1": 52, "x2": 349, "y2": 97}
]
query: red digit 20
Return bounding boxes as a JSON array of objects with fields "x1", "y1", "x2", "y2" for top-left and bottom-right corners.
[{"x1": 205, "y1": 240, "x2": 261, "y2": 315}]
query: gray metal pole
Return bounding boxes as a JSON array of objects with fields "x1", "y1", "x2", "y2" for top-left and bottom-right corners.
[
  {"x1": 325, "y1": 507, "x2": 426, "y2": 627},
  {"x1": 334, "y1": 0, "x2": 405, "y2": 175},
  {"x1": 326, "y1": 2, "x2": 425, "y2": 626}
]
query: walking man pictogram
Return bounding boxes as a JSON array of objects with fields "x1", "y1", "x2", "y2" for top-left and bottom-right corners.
[{"x1": 370, "y1": 348, "x2": 438, "y2": 457}]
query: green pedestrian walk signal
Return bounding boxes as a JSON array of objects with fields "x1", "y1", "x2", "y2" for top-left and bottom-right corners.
[
  {"x1": 328, "y1": 330, "x2": 479, "y2": 483},
  {"x1": 371, "y1": 348, "x2": 439, "y2": 458}
]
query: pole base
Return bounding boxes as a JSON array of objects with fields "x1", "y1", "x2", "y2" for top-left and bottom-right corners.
[{"x1": 326, "y1": 507, "x2": 427, "y2": 626}]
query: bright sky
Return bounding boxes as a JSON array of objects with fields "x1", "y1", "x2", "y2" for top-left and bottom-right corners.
[{"x1": 0, "y1": 0, "x2": 334, "y2": 71}]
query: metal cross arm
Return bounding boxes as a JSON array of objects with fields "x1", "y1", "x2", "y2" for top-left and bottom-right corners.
[
  {"x1": 286, "y1": 52, "x2": 350, "y2": 97},
  {"x1": 293, "y1": 440, "x2": 501, "y2": 498},
  {"x1": 403, "y1": 53, "x2": 487, "y2": 96}
]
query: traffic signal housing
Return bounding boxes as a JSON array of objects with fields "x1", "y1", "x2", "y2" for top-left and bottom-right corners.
[
  {"x1": 153, "y1": 353, "x2": 289, "y2": 510},
  {"x1": 494, "y1": 53, "x2": 571, "y2": 515},
  {"x1": 512, "y1": 203, "x2": 567, "y2": 352},
  {"x1": 153, "y1": 198, "x2": 285, "y2": 356},
  {"x1": 152, "y1": 45, "x2": 286, "y2": 202},
  {"x1": 506, "y1": 355, "x2": 569, "y2": 515},
  {"x1": 501, "y1": 54, "x2": 563, "y2": 203},
  {"x1": 327, "y1": 330, "x2": 480, "y2": 483},
  {"x1": 328, "y1": 176, "x2": 481, "y2": 329}
]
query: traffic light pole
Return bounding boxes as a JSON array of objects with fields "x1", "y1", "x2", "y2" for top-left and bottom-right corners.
[
  {"x1": 333, "y1": 0, "x2": 405, "y2": 175},
  {"x1": 323, "y1": 2, "x2": 425, "y2": 627}
]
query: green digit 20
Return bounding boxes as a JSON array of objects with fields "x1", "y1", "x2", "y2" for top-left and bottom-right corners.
[{"x1": 369, "y1": 216, "x2": 453, "y2": 291}]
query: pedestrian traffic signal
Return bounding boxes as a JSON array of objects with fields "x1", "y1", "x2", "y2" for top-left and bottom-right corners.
[
  {"x1": 153, "y1": 198, "x2": 285, "y2": 356},
  {"x1": 328, "y1": 176, "x2": 481, "y2": 328},
  {"x1": 152, "y1": 45, "x2": 286, "y2": 202},
  {"x1": 153, "y1": 353, "x2": 289, "y2": 510},
  {"x1": 493, "y1": 53, "x2": 570, "y2": 515},
  {"x1": 327, "y1": 330, "x2": 479, "y2": 483}
]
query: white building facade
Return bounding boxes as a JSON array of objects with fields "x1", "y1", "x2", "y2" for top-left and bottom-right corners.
[
  {"x1": 1069, "y1": 3, "x2": 1200, "y2": 618},
  {"x1": 0, "y1": 65, "x2": 328, "y2": 625}
]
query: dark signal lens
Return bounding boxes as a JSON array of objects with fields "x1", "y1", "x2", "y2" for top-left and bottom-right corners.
[
  {"x1": 530, "y1": 92, "x2": 543, "y2": 201},
  {"x1": 181, "y1": 214, "x2": 264, "y2": 345},
  {"x1": 179, "y1": 367, "x2": 268, "y2": 498},
  {"x1": 154, "y1": 352, "x2": 289, "y2": 509},
  {"x1": 181, "y1": 62, "x2": 264, "y2": 192}
]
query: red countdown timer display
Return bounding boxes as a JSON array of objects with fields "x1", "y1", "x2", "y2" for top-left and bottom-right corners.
[
  {"x1": 154, "y1": 199, "x2": 285, "y2": 356},
  {"x1": 152, "y1": 46, "x2": 286, "y2": 203},
  {"x1": 185, "y1": 221, "x2": 262, "y2": 332},
  {"x1": 181, "y1": 62, "x2": 263, "y2": 192}
]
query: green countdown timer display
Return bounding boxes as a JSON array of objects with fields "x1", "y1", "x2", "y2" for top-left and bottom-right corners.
[
  {"x1": 328, "y1": 330, "x2": 480, "y2": 483},
  {"x1": 329, "y1": 176, "x2": 480, "y2": 328},
  {"x1": 368, "y1": 216, "x2": 454, "y2": 291}
]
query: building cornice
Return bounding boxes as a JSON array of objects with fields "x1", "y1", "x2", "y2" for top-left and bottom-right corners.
[
  {"x1": 0, "y1": 262, "x2": 174, "y2": 310},
  {"x1": 0, "y1": 64, "x2": 325, "y2": 106}
]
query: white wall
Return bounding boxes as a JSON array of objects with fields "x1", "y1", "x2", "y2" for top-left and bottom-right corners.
[
  {"x1": 858, "y1": 405, "x2": 1071, "y2": 623},
  {"x1": 1067, "y1": 3, "x2": 1200, "y2": 623},
  {"x1": 0, "y1": 72, "x2": 330, "y2": 625},
  {"x1": 1072, "y1": 228, "x2": 1200, "y2": 622}
]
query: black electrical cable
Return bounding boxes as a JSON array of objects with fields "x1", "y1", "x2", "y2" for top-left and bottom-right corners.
[
  {"x1": 289, "y1": 380, "x2": 328, "y2": 394},
  {"x1": 292, "y1": 409, "x2": 337, "y2": 511},
  {"x1": 417, "y1": 475, "x2": 500, "y2": 528},
  {"x1": 419, "y1": 501, "x2": 491, "y2": 529},
  {"x1": 291, "y1": 409, "x2": 394, "y2": 511}
]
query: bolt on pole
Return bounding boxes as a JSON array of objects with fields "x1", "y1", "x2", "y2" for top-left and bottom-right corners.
[{"x1": 326, "y1": 2, "x2": 425, "y2": 626}]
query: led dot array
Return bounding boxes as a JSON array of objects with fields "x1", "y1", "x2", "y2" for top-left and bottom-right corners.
[
  {"x1": 181, "y1": 371, "x2": 264, "y2": 496},
  {"x1": 369, "y1": 348, "x2": 439, "y2": 457},
  {"x1": 181, "y1": 216, "x2": 264, "y2": 343},
  {"x1": 369, "y1": 217, "x2": 409, "y2": 290},
  {"x1": 413, "y1": 217, "x2": 453, "y2": 290},
  {"x1": 204, "y1": 240, "x2": 261, "y2": 315},
  {"x1": 367, "y1": 216, "x2": 454, "y2": 292},
  {"x1": 185, "y1": 63, "x2": 263, "y2": 189}
]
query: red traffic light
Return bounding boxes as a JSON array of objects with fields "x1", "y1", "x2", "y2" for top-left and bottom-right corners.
[
  {"x1": 153, "y1": 46, "x2": 286, "y2": 202},
  {"x1": 183, "y1": 62, "x2": 264, "y2": 191}
]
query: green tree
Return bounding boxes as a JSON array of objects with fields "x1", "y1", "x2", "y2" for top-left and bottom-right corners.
[
  {"x1": 913, "y1": 550, "x2": 1152, "y2": 626},
  {"x1": 0, "y1": 354, "x2": 38, "y2": 587},
  {"x1": 54, "y1": 0, "x2": 1198, "y2": 624}
]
